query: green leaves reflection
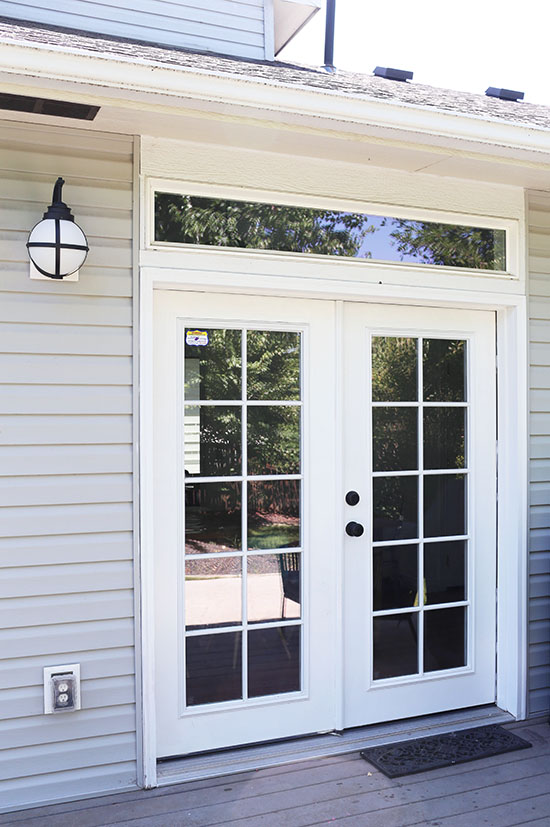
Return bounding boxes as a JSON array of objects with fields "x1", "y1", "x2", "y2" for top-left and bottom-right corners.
[{"x1": 156, "y1": 193, "x2": 506, "y2": 270}]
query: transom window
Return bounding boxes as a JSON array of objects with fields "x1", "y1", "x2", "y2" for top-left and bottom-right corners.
[{"x1": 154, "y1": 191, "x2": 507, "y2": 271}]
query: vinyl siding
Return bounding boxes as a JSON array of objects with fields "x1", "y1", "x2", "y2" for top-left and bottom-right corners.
[
  {"x1": 0, "y1": 122, "x2": 136, "y2": 812},
  {"x1": 528, "y1": 190, "x2": 550, "y2": 717},
  {"x1": 0, "y1": 0, "x2": 266, "y2": 59}
]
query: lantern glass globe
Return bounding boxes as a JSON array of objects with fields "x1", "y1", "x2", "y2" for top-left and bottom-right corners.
[{"x1": 27, "y1": 218, "x2": 88, "y2": 278}]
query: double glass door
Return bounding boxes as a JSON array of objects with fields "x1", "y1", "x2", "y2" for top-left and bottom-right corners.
[{"x1": 153, "y1": 291, "x2": 496, "y2": 758}]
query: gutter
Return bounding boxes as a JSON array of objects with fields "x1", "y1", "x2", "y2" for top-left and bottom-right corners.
[{"x1": 0, "y1": 36, "x2": 549, "y2": 160}]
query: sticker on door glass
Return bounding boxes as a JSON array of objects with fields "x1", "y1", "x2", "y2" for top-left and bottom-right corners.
[{"x1": 186, "y1": 329, "x2": 209, "y2": 347}]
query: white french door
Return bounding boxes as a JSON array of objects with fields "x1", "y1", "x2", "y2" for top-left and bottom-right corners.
[
  {"x1": 343, "y1": 303, "x2": 497, "y2": 726},
  {"x1": 152, "y1": 291, "x2": 497, "y2": 758},
  {"x1": 153, "y1": 291, "x2": 338, "y2": 758}
]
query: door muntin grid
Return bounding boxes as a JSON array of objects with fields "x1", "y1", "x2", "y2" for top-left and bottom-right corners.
[
  {"x1": 182, "y1": 325, "x2": 304, "y2": 709},
  {"x1": 370, "y1": 335, "x2": 470, "y2": 684}
]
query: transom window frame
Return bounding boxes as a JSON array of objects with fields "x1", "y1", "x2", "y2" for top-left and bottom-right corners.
[{"x1": 145, "y1": 178, "x2": 520, "y2": 280}]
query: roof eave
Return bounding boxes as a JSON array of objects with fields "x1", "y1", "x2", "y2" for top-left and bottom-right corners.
[{"x1": 0, "y1": 36, "x2": 549, "y2": 161}]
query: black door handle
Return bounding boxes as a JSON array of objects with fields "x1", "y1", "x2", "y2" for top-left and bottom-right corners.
[
  {"x1": 346, "y1": 521, "x2": 364, "y2": 537},
  {"x1": 345, "y1": 490, "x2": 360, "y2": 506}
]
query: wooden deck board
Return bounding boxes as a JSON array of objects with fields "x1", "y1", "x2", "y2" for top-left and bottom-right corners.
[{"x1": 2, "y1": 722, "x2": 549, "y2": 826}]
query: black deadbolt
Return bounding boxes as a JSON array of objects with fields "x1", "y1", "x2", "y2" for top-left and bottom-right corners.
[
  {"x1": 345, "y1": 521, "x2": 364, "y2": 537},
  {"x1": 345, "y1": 490, "x2": 360, "y2": 506}
]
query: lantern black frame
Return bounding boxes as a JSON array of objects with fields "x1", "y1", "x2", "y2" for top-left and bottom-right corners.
[{"x1": 26, "y1": 177, "x2": 89, "y2": 279}]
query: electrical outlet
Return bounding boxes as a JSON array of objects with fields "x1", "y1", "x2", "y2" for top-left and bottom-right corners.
[
  {"x1": 44, "y1": 664, "x2": 81, "y2": 714},
  {"x1": 52, "y1": 674, "x2": 76, "y2": 710}
]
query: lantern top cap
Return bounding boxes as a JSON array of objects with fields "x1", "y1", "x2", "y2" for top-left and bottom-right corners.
[{"x1": 43, "y1": 177, "x2": 75, "y2": 222}]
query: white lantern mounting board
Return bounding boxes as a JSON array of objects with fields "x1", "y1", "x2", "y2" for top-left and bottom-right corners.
[{"x1": 30, "y1": 261, "x2": 79, "y2": 281}]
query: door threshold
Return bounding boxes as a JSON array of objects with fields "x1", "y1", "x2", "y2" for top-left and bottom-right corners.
[{"x1": 157, "y1": 704, "x2": 514, "y2": 786}]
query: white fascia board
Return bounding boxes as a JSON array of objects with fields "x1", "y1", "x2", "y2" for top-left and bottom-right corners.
[{"x1": 1, "y1": 37, "x2": 550, "y2": 161}]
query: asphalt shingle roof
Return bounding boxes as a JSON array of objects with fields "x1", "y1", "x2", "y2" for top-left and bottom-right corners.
[{"x1": 1, "y1": 16, "x2": 550, "y2": 131}]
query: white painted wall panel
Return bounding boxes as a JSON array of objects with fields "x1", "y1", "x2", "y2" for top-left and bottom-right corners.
[
  {"x1": 2, "y1": 591, "x2": 135, "y2": 627},
  {"x1": 0, "y1": 648, "x2": 135, "y2": 692},
  {"x1": 0, "y1": 123, "x2": 136, "y2": 812},
  {"x1": 0, "y1": 733, "x2": 136, "y2": 781},
  {"x1": 0, "y1": 619, "x2": 135, "y2": 661},
  {"x1": 0, "y1": 533, "x2": 133, "y2": 568},
  {"x1": 527, "y1": 190, "x2": 550, "y2": 717},
  {"x1": 0, "y1": 0, "x2": 266, "y2": 59},
  {"x1": 0, "y1": 445, "x2": 133, "y2": 476}
]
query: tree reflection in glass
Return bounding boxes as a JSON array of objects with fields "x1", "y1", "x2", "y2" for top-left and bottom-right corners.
[
  {"x1": 185, "y1": 482, "x2": 241, "y2": 554},
  {"x1": 248, "y1": 406, "x2": 300, "y2": 475},
  {"x1": 184, "y1": 328, "x2": 241, "y2": 401},
  {"x1": 157, "y1": 193, "x2": 507, "y2": 271},
  {"x1": 248, "y1": 480, "x2": 300, "y2": 550},
  {"x1": 372, "y1": 337, "x2": 418, "y2": 402},
  {"x1": 247, "y1": 331, "x2": 300, "y2": 401}
]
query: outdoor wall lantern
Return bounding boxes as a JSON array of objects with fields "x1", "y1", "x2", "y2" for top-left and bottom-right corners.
[{"x1": 26, "y1": 177, "x2": 89, "y2": 280}]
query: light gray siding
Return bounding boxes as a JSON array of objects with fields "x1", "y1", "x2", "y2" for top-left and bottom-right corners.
[
  {"x1": 0, "y1": 122, "x2": 136, "y2": 812},
  {"x1": 528, "y1": 190, "x2": 550, "y2": 717},
  {"x1": 0, "y1": 0, "x2": 266, "y2": 59}
]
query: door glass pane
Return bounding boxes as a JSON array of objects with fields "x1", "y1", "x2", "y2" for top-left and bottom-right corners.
[
  {"x1": 424, "y1": 474, "x2": 466, "y2": 537},
  {"x1": 423, "y1": 339, "x2": 466, "y2": 402},
  {"x1": 185, "y1": 557, "x2": 241, "y2": 630},
  {"x1": 185, "y1": 482, "x2": 241, "y2": 554},
  {"x1": 184, "y1": 328, "x2": 241, "y2": 401},
  {"x1": 183, "y1": 326, "x2": 303, "y2": 707},
  {"x1": 186, "y1": 632, "x2": 242, "y2": 706},
  {"x1": 373, "y1": 545, "x2": 418, "y2": 610},
  {"x1": 247, "y1": 553, "x2": 301, "y2": 623},
  {"x1": 424, "y1": 607, "x2": 466, "y2": 672},
  {"x1": 424, "y1": 408, "x2": 466, "y2": 469},
  {"x1": 247, "y1": 331, "x2": 301, "y2": 400},
  {"x1": 425, "y1": 541, "x2": 466, "y2": 604},
  {"x1": 373, "y1": 614, "x2": 418, "y2": 679},
  {"x1": 371, "y1": 332, "x2": 470, "y2": 684},
  {"x1": 373, "y1": 407, "x2": 418, "y2": 471},
  {"x1": 184, "y1": 406, "x2": 241, "y2": 476},
  {"x1": 372, "y1": 337, "x2": 418, "y2": 402},
  {"x1": 248, "y1": 480, "x2": 300, "y2": 549},
  {"x1": 373, "y1": 476, "x2": 418, "y2": 541},
  {"x1": 247, "y1": 406, "x2": 300, "y2": 475},
  {"x1": 248, "y1": 626, "x2": 301, "y2": 697}
]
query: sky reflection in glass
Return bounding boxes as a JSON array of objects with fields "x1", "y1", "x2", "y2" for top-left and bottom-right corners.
[{"x1": 155, "y1": 193, "x2": 507, "y2": 271}]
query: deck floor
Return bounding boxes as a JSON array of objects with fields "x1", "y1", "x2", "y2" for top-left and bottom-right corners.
[{"x1": 2, "y1": 720, "x2": 550, "y2": 826}]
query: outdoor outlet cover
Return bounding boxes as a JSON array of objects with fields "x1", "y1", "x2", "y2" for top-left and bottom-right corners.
[{"x1": 44, "y1": 663, "x2": 81, "y2": 714}]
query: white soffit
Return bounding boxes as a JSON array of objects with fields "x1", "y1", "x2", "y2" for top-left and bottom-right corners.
[{"x1": 273, "y1": 0, "x2": 321, "y2": 55}]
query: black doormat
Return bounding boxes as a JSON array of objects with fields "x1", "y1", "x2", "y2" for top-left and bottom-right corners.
[{"x1": 360, "y1": 724, "x2": 531, "y2": 778}]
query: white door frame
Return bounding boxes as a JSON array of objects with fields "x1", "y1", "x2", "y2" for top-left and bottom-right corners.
[{"x1": 138, "y1": 253, "x2": 528, "y2": 788}]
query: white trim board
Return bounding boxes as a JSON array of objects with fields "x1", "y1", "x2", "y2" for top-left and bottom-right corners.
[
  {"x1": 138, "y1": 258, "x2": 528, "y2": 789},
  {"x1": 141, "y1": 142, "x2": 527, "y2": 221}
]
